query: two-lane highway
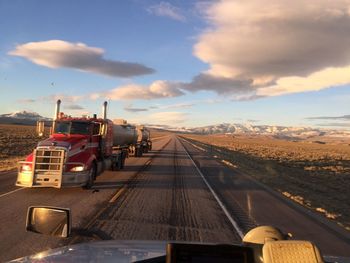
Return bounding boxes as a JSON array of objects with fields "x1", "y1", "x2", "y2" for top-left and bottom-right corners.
[{"x1": 0, "y1": 135, "x2": 349, "y2": 262}]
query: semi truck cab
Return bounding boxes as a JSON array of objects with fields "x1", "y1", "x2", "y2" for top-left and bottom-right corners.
[{"x1": 16, "y1": 100, "x2": 127, "y2": 189}]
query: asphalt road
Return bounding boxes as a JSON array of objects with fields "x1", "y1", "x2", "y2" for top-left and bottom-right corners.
[{"x1": 0, "y1": 135, "x2": 349, "y2": 262}]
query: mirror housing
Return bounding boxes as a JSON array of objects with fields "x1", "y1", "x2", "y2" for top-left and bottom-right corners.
[{"x1": 26, "y1": 206, "x2": 71, "y2": 238}]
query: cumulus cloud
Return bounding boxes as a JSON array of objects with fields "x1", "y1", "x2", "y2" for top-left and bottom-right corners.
[
  {"x1": 193, "y1": 0, "x2": 350, "y2": 97},
  {"x1": 101, "y1": 80, "x2": 184, "y2": 100},
  {"x1": 147, "y1": 2, "x2": 186, "y2": 22},
  {"x1": 149, "y1": 111, "x2": 188, "y2": 124},
  {"x1": 257, "y1": 66, "x2": 350, "y2": 96},
  {"x1": 110, "y1": 0, "x2": 350, "y2": 101},
  {"x1": 9, "y1": 40, "x2": 155, "y2": 77},
  {"x1": 183, "y1": 73, "x2": 254, "y2": 95}
]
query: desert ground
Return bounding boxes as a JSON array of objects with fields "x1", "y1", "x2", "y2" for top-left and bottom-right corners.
[{"x1": 181, "y1": 133, "x2": 350, "y2": 231}]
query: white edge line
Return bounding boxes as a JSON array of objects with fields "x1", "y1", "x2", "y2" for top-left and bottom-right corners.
[
  {"x1": 180, "y1": 138, "x2": 244, "y2": 238},
  {"x1": 0, "y1": 187, "x2": 25, "y2": 198}
]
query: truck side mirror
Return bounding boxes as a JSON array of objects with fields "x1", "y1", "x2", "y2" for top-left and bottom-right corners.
[
  {"x1": 36, "y1": 121, "x2": 45, "y2": 137},
  {"x1": 26, "y1": 206, "x2": 71, "y2": 238}
]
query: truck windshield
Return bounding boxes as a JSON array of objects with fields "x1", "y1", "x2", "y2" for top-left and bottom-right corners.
[{"x1": 54, "y1": 121, "x2": 90, "y2": 135}]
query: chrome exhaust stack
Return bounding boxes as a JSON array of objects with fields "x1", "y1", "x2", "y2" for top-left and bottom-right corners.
[
  {"x1": 102, "y1": 101, "x2": 108, "y2": 119},
  {"x1": 54, "y1": 99, "x2": 61, "y2": 120}
]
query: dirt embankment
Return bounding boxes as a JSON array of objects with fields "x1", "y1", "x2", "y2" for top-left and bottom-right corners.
[{"x1": 181, "y1": 133, "x2": 350, "y2": 231}]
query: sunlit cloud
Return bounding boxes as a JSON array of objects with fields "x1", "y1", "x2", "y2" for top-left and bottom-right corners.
[
  {"x1": 9, "y1": 40, "x2": 155, "y2": 78},
  {"x1": 96, "y1": 81, "x2": 184, "y2": 100},
  {"x1": 193, "y1": 0, "x2": 350, "y2": 98},
  {"x1": 149, "y1": 111, "x2": 188, "y2": 124},
  {"x1": 147, "y1": 2, "x2": 186, "y2": 22}
]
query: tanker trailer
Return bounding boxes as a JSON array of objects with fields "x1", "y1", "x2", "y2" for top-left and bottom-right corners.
[
  {"x1": 136, "y1": 126, "x2": 152, "y2": 154},
  {"x1": 113, "y1": 119, "x2": 141, "y2": 157}
]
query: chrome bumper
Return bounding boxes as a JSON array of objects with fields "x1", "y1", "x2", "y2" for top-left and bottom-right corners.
[
  {"x1": 16, "y1": 170, "x2": 90, "y2": 188},
  {"x1": 16, "y1": 161, "x2": 89, "y2": 188}
]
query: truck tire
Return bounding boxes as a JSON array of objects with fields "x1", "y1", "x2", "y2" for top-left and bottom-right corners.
[
  {"x1": 83, "y1": 163, "x2": 96, "y2": 189},
  {"x1": 137, "y1": 147, "x2": 143, "y2": 157},
  {"x1": 117, "y1": 157, "x2": 123, "y2": 170},
  {"x1": 121, "y1": 154, "x2": 126, "y2": 169}
]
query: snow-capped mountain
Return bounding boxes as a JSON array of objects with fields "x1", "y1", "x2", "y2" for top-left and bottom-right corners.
[
  {"x1": 0, "y1": 111, "x2": 51, "y2": 125},
  {"x1": 1, "y1": 111, "x2": 46, "y2": 120},
  {"x1": 148, "y1": 123, "x2": 350, "y2": 139}
]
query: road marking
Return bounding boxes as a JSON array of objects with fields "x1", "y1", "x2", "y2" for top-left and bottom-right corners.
[
  {"x1": 109, "y1": 185, "x2": 127, "y2": 203},
  {"x1": 180, "y1": 138, "x2": 244, "y2": 238},
  {"x1": 0, "y1": 187, "x2": 25, "y2": 198}
]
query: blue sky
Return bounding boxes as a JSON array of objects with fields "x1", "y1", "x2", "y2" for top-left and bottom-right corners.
[{"x1": 1, "y1": 0, "x2": 349, "y2": 128}]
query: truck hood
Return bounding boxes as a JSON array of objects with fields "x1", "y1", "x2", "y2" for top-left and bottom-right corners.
[
  {"x1": 9, "y1": 240, "x2": 349, "y2": 263},
  {"x1": 37, "y1": 136, "x2": 88, "y2": 150},
  {"x1": 11, "y1": 240, "x2": 166, "y2": 263}
]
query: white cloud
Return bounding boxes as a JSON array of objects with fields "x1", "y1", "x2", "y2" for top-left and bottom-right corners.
[
  {"x1": 98, "y1": 80, "x2": 184, "y2": 100},
  {"x1": 257, "y1": 66, "x2": 350, "y2": 96},
  {"x1": 9, "y1": 40, "x2": 155, "y2": 77},
  {"x1": 193, "y1": 0, "x2": 350, "y2": 97},
  {"x1": 147, "y1": 2, "x2": 186, "y2": 22},
  {"x1": 149, "y1": 111, "x2": 188, "y2": 124}
]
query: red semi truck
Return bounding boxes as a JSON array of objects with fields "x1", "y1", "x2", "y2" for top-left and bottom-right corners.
[{"x1": 16, "y1": 100, "x2": 151, "y2": 189}]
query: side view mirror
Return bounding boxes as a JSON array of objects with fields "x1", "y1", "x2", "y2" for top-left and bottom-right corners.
[
  {"x1": 26, "y1": 206, "x2": 71, "y2": 238},
  {"x1": 36, "y1": 121, "x2": 45, "y2": 137}
]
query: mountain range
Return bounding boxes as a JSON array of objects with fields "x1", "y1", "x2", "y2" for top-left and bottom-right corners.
[
  {"x1": 0, "y1": 111, "x2": 349, "y2": 139},
  {"x1": 0, "y1": 111, "x2": 51, "y2": 125},
  {"x1": 148, "y1": 123, "x2": 350, "y2": 140}
]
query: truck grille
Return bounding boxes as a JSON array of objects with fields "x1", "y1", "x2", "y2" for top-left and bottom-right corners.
[{"x1": 34, "y1": 148, "x2": 65, "y2": 174}]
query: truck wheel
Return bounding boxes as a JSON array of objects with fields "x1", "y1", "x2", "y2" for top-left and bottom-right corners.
[
  {"x1": 117, "y1": 158, "x2": 123, "y2": 170},
  {"x1": 137, "y1": 147, "x2": 143, "y2": 157},
  {"x1": 121, "y1": 155, "x2": 126, "y2": 169},
  {"x1": 83, "y1": 163, "x2": 96, "y2": 189}
]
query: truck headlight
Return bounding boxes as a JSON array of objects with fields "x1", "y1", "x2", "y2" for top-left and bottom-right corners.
[
  {"x1": 70, "y1": 166, "x2": 84, "y2": 172},
  {"x1": 20, "y1": 164, "x2": 32, "y2": 172}
]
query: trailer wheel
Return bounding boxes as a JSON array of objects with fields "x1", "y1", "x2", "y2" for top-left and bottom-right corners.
[{"x1": 83, "y1": 163, "x2": 96, "y2": 189}]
